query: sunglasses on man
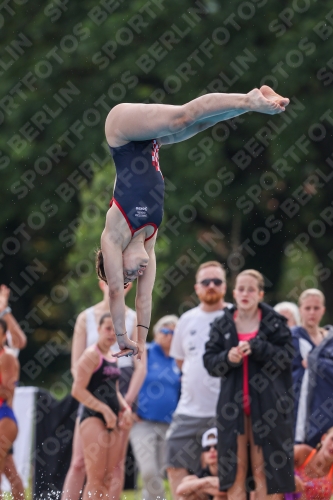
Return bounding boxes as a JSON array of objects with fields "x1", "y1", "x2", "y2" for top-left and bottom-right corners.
[
  {"x1": 200, "y1": 278, "x2": 223, "y2": 287},
  {"x1": 202, "y1": 444, "x2": 218, "y2": 452}
]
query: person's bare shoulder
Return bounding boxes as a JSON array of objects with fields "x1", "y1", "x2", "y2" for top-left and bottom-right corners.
[
  {"x1": 75, "y1": 309, "x2": 87, "y2": 323},
  {"x1": 78, "y1": 345, "x2": 100, "y2": 370},
  {"x1": 84, "y1": 344, "x2": 99, "y2": 357},
  {"x1": 294, "y1": 444, "x2": 313, "y2": 467},
  {"x1": 73, "y1": 309, "x2": 87, "y2": 332}
]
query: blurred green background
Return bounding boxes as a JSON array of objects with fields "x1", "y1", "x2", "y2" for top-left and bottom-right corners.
[{"x1": 1, "y1": 0, "x2": 333, "y2": 389}]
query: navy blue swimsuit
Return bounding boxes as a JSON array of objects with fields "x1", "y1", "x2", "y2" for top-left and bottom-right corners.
[{"x1": 109, "y1": 139, "x2": 164, "y2": 241}]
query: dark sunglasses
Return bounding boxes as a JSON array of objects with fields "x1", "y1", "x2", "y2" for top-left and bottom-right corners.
[
  {"x1": 200, "y1": 278, "x2": 223, "y2": 287},
  {"x1": 202, "y1": 444, "x2": 218, "y2": 452},
  {"x1": 159, "y1": 328, "x2": 174, "y2": 335}
]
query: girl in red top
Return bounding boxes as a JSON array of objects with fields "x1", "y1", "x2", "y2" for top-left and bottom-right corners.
[
  {"x1": 292, "y1": 428, "x2": 333, "y2": 500},
  {"x1": 229, "y1": 271, "x2": 269, "y2": 498},
  {"x1": 204, "y1": 269, "x2": 295, "y2": 500}
]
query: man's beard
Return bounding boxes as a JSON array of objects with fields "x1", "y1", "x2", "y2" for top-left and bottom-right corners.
[{"x1": 199, "y1": 290, "x2": 224, "y2": 305}]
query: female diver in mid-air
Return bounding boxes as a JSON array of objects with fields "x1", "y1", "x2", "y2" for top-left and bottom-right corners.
[{"x1": 96, "y1": 86, "x2": 290, "y2": 358}]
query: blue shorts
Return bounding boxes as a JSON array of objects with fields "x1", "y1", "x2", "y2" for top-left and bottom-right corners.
[{"x1": 0, "y1": 403, "x2": 17, "y2": 425}]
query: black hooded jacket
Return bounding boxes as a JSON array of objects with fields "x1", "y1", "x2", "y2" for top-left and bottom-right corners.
[{"x1": 203, "y1": 302, "x2": 295, "y2": 494}]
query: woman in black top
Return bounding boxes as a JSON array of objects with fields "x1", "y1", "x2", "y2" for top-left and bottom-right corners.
[
  {"x1": 72, "y1": 313, "x2": 132, "y2": 500},
  {"x1": 98, "y1": 87, "x2": 290, "y2": 359}
]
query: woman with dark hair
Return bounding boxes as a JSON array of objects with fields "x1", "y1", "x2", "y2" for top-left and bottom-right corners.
[
  {"x1": 71, "y1": 313, "x2": 132, "y2": 499},
  {"x1": 98, "y1": 87, "x2": 290, "y2": 358},
  {"x1": 0, "y1": 317, "x2": 20, "y2": 487},
  {"x1": 62, "y1": 281, "x2": 145, "y2": 500},
  {"x1": 204, "y1": 269, "x2": 295, "y2": 499}
]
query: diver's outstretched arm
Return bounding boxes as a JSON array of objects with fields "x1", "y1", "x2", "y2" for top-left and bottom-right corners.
[
  {"x1": 135, "y1": 247, "x2": 156, "y2": 359},
  {"x1": 101, "y1": 234, "x2": 138, "y2": 356}
]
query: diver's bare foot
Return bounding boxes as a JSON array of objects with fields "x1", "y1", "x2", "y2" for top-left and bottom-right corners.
[
  {"x1": 259, "y1": 85, "x2": 290, "y2": 109},
  {"x1": 247, "y1": 88, "x2": 287, "y2": 115}
]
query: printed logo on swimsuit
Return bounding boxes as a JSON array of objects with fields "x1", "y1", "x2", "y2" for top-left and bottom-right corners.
[
  {"x1": 134, "y1": 206, "x2": 148, "y2": 218},
  {"x1": 103, "y1": 366, "x2": 120, "y2": 377}
]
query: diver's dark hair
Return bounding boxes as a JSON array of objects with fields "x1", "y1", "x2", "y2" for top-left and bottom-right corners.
[
  {"x1": 0, "y1": 319, "x2": 7, "y2": 334},
  {"x1": 96, "y1": 248, "x2": 107, "y2": 284},
  {"x1": 99, "y1": 313, "x2": 112, "y2": 326},
  {"x1": 96, "y1": 248, "x2": 130, "y2": 289}
]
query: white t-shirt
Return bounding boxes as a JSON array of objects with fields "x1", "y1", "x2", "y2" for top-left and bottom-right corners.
[{"x1": 170, "y1": 305, "x2": 225, "y2": 418}]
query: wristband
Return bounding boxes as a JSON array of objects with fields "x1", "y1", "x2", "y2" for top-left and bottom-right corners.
[
  {"x1": 0, "y1": 307, "x2": 11, "y2": 318},
  {"x1": 116, "y1": 332, "x2": 126, "y2": 336},
  {"x1": 137, "y1": 324, "x2": 149, "y2": 330}
]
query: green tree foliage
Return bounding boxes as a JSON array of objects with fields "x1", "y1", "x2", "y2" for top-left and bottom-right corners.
[{"x1": 1, "y1": 0, "x2": 333, "y2": 382}]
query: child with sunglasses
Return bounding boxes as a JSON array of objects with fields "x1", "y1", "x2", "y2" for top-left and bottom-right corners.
[
  {"x1": 204, "y1": 269, "x2": 295, "y2": 500},
  {"x1": 177, "y1": 428, "x2": 226, "y2": 500}
]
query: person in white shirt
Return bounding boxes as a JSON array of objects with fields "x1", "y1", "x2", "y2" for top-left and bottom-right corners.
[{"x1": 166, "y1": 261, "x2": 229, "y2": 500}]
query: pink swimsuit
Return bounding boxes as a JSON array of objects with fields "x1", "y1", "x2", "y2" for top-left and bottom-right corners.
[
  {"x1": 295, "y1": 450, "x2": 333, "y2": 500},
  {"x1": 234, "y1": 311, "x2": 261, "y2": 415}
]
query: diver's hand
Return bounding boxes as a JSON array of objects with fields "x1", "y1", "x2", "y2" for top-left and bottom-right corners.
[{"x1": 114, "y1": 335, "x2": 138, "y2": 358}]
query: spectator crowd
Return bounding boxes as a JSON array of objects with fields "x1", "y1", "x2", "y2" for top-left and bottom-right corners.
[{"x1": 1, "y1": 261, "x2": 333, "y2": 500}]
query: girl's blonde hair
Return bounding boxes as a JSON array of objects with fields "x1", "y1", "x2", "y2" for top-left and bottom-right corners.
[
  {"x1": 235, "y1": 269, "x2": 265, "y2": 291},
  {"x1": 153, "y1": 315, "x2": 178, "y2": 335},
  {"x1": 298, "y1": 288, "x2": 325, "y2": 307}
]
